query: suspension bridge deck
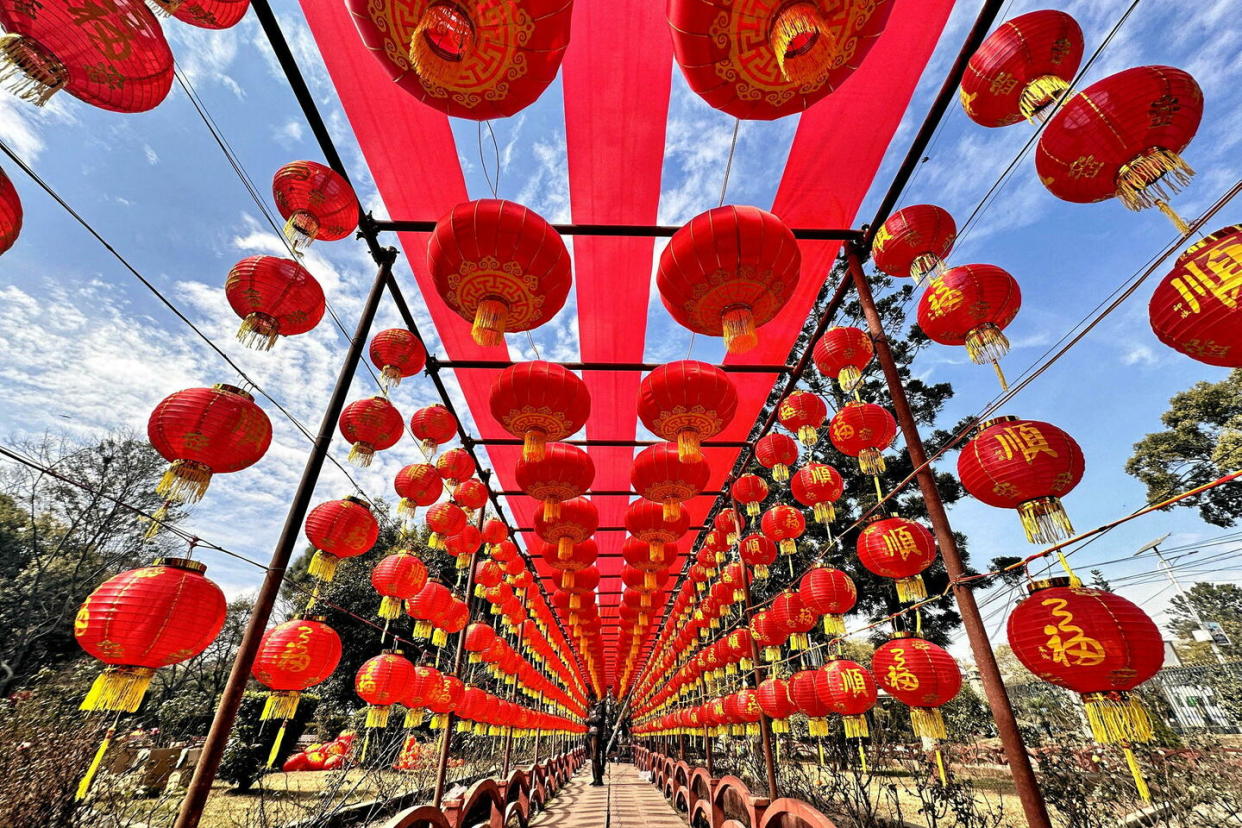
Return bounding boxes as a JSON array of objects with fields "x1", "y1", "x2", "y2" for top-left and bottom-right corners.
[{"x1": 530, "y1": 762, "x2": 684, "y2": 828}]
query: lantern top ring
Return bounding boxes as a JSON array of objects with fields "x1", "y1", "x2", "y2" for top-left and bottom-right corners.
[
  {"x1": 155, "y1": 557, "x2": 208, "y2": 573},
  {"x1": 211, "y1": 383, "x2": 253, "y2": 400},
  {"x1": 1026, "y1": 576, "x2": 1074, "y2": 594},
  {"x1": 975, "y1": 414, "x2": 1018, "y2": 431},
  {"x1": 890, "y1": 630, "x2": 915, "y2": 639},
  {"x1": 296, "y1": 614, "x2": 330, "y2": 622},
  {"x1": 343, "y1": 494, "x2": 370, "y2": 506}
]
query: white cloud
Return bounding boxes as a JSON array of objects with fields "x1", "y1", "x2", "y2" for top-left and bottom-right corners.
[
  {"x1": 143, "y1": 145, "x2": 160, "y2": 165},
  {"x1": 1121, "y1": 343, "x2": 1156, "y2": 367}
]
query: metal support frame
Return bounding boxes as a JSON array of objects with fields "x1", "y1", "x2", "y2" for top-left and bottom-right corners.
[
  {"x1": 171, "y1": 249, "x2": 397, "y2": 828},
  {"x1": 431, "y1": 357, "x2": 791, "y2": 374},
  {"x1": 375, "y1": 218, "x2": 860, "y2": 242},
  {"x1": 844, "y1": 245, "x2": 1051, "y2": 828}
]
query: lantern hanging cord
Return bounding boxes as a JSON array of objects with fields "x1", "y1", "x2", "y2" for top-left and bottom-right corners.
[
  {"x1": 0, "y1": 443, "x2": 586, "y2": 701},
  {"x1": 719, "y1": 119, "x2": 741, "y2": 207},
  {"x1": 0, "y1": 135, "x2": 394, "y2": 519},
  {"x1": 171, "y1": 67, "x2": 387, "y2": 393},
  {"x1": 477, "y1": 120, "x2": 502, "y2": 199}
]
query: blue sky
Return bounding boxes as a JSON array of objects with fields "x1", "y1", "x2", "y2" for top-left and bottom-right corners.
[{"x1": 1, "y1": 0, "x2": 1240, "y2": 665}]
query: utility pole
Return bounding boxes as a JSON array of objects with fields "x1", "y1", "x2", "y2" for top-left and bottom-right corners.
[{"x1": 1137, "y1": 535, "x2": 1226, "y2": 664}]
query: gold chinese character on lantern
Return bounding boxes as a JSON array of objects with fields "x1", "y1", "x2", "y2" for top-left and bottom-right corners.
[
  {"x1": 882, "y1": 526, "x2": 919, "y2": 560},
  {"x1": 1170, "y1": 245, "x2": 1242, "y2": 315},
  {"x1": 885, "y1": 649, "x2": 920, "y2": 692},
  {"x1": 840, "y1": 667, "x2": 868, "y2": 695},
  {"x1": 993, "y1": 423, "x2": 1058, "y2": 464},
  {"x1": 1038, "y1": 597, "x2": 1106, "y2": 667},
  {"x1": 923, "y1": 278, "x2": 963, "y2": 319}
]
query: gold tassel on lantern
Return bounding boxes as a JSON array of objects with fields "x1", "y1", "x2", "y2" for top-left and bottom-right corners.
[
  {"x1": 661, "y1": 501, "x2": 681, "y2": 521},
  {"x1": 650, "y1": 541, "x2": 665, "y2": 565},
  {"x1": 431, "y1": 628, "x2": 448, "y2": 647},
  {"x1": 283, "y1": 210, "x2": 320, "y2": 251},
  {"x1": 1116, "y1": 148, "x2": 1195, "y2": 213},
  {"x1": 772, "y1": 463, "x2": 790, "y2": 483},
  {"x1": 307, "y1": 550, "x2": 341, "y2": 582},
  {"x1": 964, "y1": 323, "x2": 1011, "y2": 364},
  {"x1": 895, "y1": 575, "x2": 927, "y2": 603},
  {"x1": 677, "y1": 428, "x2": 703, "y2": 462},
  {"x1": 156, "y1": 459, "x2": 214, "y2": 504},
  {"x1": 557, "y1": 537, "x2": 573, "y2": 562},
  {"x1": 236, "y1": 312, "x2": 281, "y2": 351},
  {"x1": 909, "y1": 253, "x2": 947, "y2": 285},
  {"x1": 909, "y1": 707, "x2": 947, "y2": 741},
  {"x1": 843, "y1": 714, "x2": 869, "y2": 740},
  {"x1": 378, "y1": 596, "x2": 405, "y2": 619},
  {"x1": 1017, "y1": 496, "x2": 1074, "y2": 544},
  {"x1": 822, "y1": 614, "x2": 845, "y2": 635},
  {"x1": 779, "y1": 539, "x2": 796, "y2": 557},
  {"x1": 366, "y1": 706, "x2": 392, "y2": 729},
  {"x1": 769, "y1": 2, "x2": 823, "y2": 82},
  {"x1": 75, "y1": 727, "x2": 115, "y2": 801},
  {"x1": 858, "y1": 448, "x2": 886, "y2": 476},
  {"x1": 413, "y1": 620, "x2": 432, "y2": 639},
  {"x1": 397, "y1": 499, "x2": 418, "y2": 519},
  {"x1": 1018, "y1": 75, "x2": 1070, "y2": 122},
  {"x1": 408, "y1": 4, "x2": 474, "y2": 85},
  {"x1": 404, "y1": 708, "x2": 426, "y2": 728},
  {"x1": 543, "y1": 500, "x2": 561, "y2": 521},
  {"x1": 837, "y1": 366, "x2": 862, "y2": 393},
  {"x1": 807, "y1": 718, "x2": 828, "y2": 737},
  {"x1": 142, "y1": 501, "x2": 171, "y2": 541},
  {"x1": 266, "y1": 722, "x2": 289, "y2": 768},
  {"x1": 0, "y1": 34, "x2": 67, "y2": 107},
  {"x1": 522, "y1": 428, "x2": 547, "y2": 462},
  {"x1": 721, "y1": 306, "x2": 758, "y2": 354},
  {"x1": 813, "y1": 502, "x2": 835, "y2": 525},
  {"x1": 797, "y1": 425, "x2": 818, "y2": 446},
  {"x1": 347, "y1": 441, "x2": 377, "y2": 467},
  {"x1": 380, "y1": 364, "x2": 404, "y2": 389},
  {"x1": 262, "y1": 691, "x2": 302, "y2": 721},
  {"x1": 754, "y1": 564, "x2": 769, "y2": 580},
  {"x1": 81, "y1": 666, "x2": 155, "y2": 713},
  {"x1": 470, "y1": 298, "x2": 508, "y2": 347},
  {"x1": 745, "y1": 501, "x2": 760, "y2": 517},
  {"x1": 1082, "y1": 692, "x2": 1154, "y2": 744}
]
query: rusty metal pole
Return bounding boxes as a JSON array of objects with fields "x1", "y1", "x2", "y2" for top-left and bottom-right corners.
[
  {"x1": 171, "y1": 248, "x2": 396, "y2": 828},
  {"x1": 703, "y1": 726, "x2": 713, "y2": 776},
  {"x1": 844, "y1": 244, "x2": 1052, "y2": 828},
  {"x1": 432, "y1": 495, "x2": 489, "y2": 807}
]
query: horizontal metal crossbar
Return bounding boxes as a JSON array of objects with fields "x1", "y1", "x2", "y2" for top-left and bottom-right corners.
[{"x1": 373, "y1": 218, "x2": 862, "y2": 241}]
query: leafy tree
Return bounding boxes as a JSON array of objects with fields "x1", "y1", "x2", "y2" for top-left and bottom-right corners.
[
  {"x1": 0, "y1": 431, "x2": 180, "y2": 693},
  {"x1": 1125, "y1": 369, "x2": 1242, "y2": 526},
  {"x1": 1088, "y1": 569, "x2": 1113, "y2": 591},
  {"x1": 743, "y1": 269, "x2": 972, "y2": 646},
  {"x1": 1167, "y1": 581, "x2": 1242, "y2": 660}
]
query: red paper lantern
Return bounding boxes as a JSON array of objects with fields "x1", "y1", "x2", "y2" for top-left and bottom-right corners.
[
  {"x1": 224, "y1": 256, "x2": 325, "y2": 351},
  {"x1": 410, "y1": 404, "x2": 458, "y2": 454},
  {"x1": 738, "y1": 533, "x2": 776, "y2": 580},
  {"x1": 1036, "y1": 66, "x2": 1203, "y2": 227},
  {"x1": 428, "y1": 199, "x2": 572, "y2": 346},
  {"x1": 778, "y1": 390, "x2": 827, "y2": 447},
  {"x1": 621, "y1": 564, "x2": 668, "y2": 596},
  {"x1": 872, "y1": 634, "x2": 962, "y2": 740},
  {"x1": 368, "y1": 328, "x2": 426, "y2": 388},
  {"x1": 918, "y1": 264, "x2": 1021, "y2": 366},
  {"x1": 534, "y1": 496, "x2": 598, "y2": 560},
  {"x1": 404, "y1": 664, "x2": 445, "y2": 725},
  {"x1": 755, "y1": 432, "x2": 798, "y2": 482},
  {"x1": 657, "y1": 205, "x2": 800, "y2": 353},
  {"x1": 407, "y1": 581, "x2": 453, "y2": 638},
  {"x1": 730, "y1": 474, "x2": 768, "y2": 517},
  {"x1": 516, "y1": 441, "x2": 595, "y2": 521},
  {"x1": 444, "y1": 524, "x2": 482, "y2": 571},
  {"x1": 798, "y1": 565, "x2": 856, "y2": 635},
  {"x1": 348, "y1": 0, "x2": 571, "y2": 120},
  {"x1": 371, "y1": 551, "x2": 429, "y2": 619},
  {"x1": 668, "y1": 0, "x2": 892, "y2": 120},
  {"x1": 1007, "y1": 579, "x2": 1163, "y2": 743},
  {"x1": 435, "y1": 447, "x2": 474, "y2": 485},
  {"x1": 770, "y1": 589, "x2": 816, "y2": 650},
  {"x1": 818, "y1": 658, "x2": 877, "y2": 738},
  {"x1": 304, "y1": 496, "x2": 381, "y2": 581},
  {"x1": 464, "y1": 622, "x2": 498, "y2": 663},
  {"x1": 252, "y1": 616, "x2": 342, "y2": 719},
  {"x1": 355, "y1": 650, "x2": 416, "y2": 728},
  {"x1": 959, "y1": 10, "x2": 1084, "y2": 127},
  {"x1": 751, "y1": 608, "x2": 788, "y2": 661},
  {"x1": 272, "y1": 161, "x2": 359, "y2": 250},
  {"x1": 714, "y1": 507, "x2": 744, "y2": 545},
  {"x1": 760, "y1": 504, "x2": 804, "y2": 557},
  {"x1": 813, "y1": 326, "x2": 872, "y2": 392},
  {"x1": 0, "y1": 0, "x2": 173, "y2": 110},
  {"x1": 872, "y1": 204, "x2": 957, "y2": 283},
  {"x1": 624, "y1": 499, "x2": 689, "y2": 565},
  {"x1": 829, "y1": 401, "x2": 897, "y2": 475},
  {"x1": 425, "y1": 501, "x2": 467, "y2": 549},
  {"x1": 481, "y1": 518, "x2": 508, "y2": 549},
  {"x1": 338, "y1": 396, "x2": 403, "y2": 466},
  {"x1": 558, "y1": 565, "x2": 599, "y2": 609},
  {"x1": 154, "y1": 0, "x2": 249, "y2": 28},
  {"x1": 630, "y1": 442, "x2": 709, "y2": 520},
  {"x1": 1149, "y1": 226, "x2": 1242, "y2": 367},
  {"x1": 545, "y1": 539, "x2": 596, "y2": 577},
  {"x1": 394, "y1": 463, "x2": 442, "y2": 517},
  {"x1": 490, "y1": 361, "x2": 590, "y2": 461},
  {"x1": 957, "y1": 415, "x2": 1085, "y2": 543},
  {"x1": 452, "y1": 479, "x2": 488, "y2": 512},
  {"x1": 148, "y1": 384, "x2": 272, "y2": 503},
  {"x1": 75, "y1": 558, "x2": 225, "y2": 712},
  {"x1": 788, "y1": 668, "x2": 831, "y2": 735},
  {"x1": 857, "y1": 516, "x2": 937, "y2": 602},
  {"x1": 0, "y1": 165, "x2": 21, "y2": 256},
  {"x1": 638, "y1": 360, "x2": 738, "y2": 462},
  {"x1": 790, "y1": 463, "x2": 843, "y2": 525}
]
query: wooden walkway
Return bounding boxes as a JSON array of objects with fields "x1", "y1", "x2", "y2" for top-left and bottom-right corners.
[{"x1": 530, "y1": 762, "x2": 685, "y2": 828}]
